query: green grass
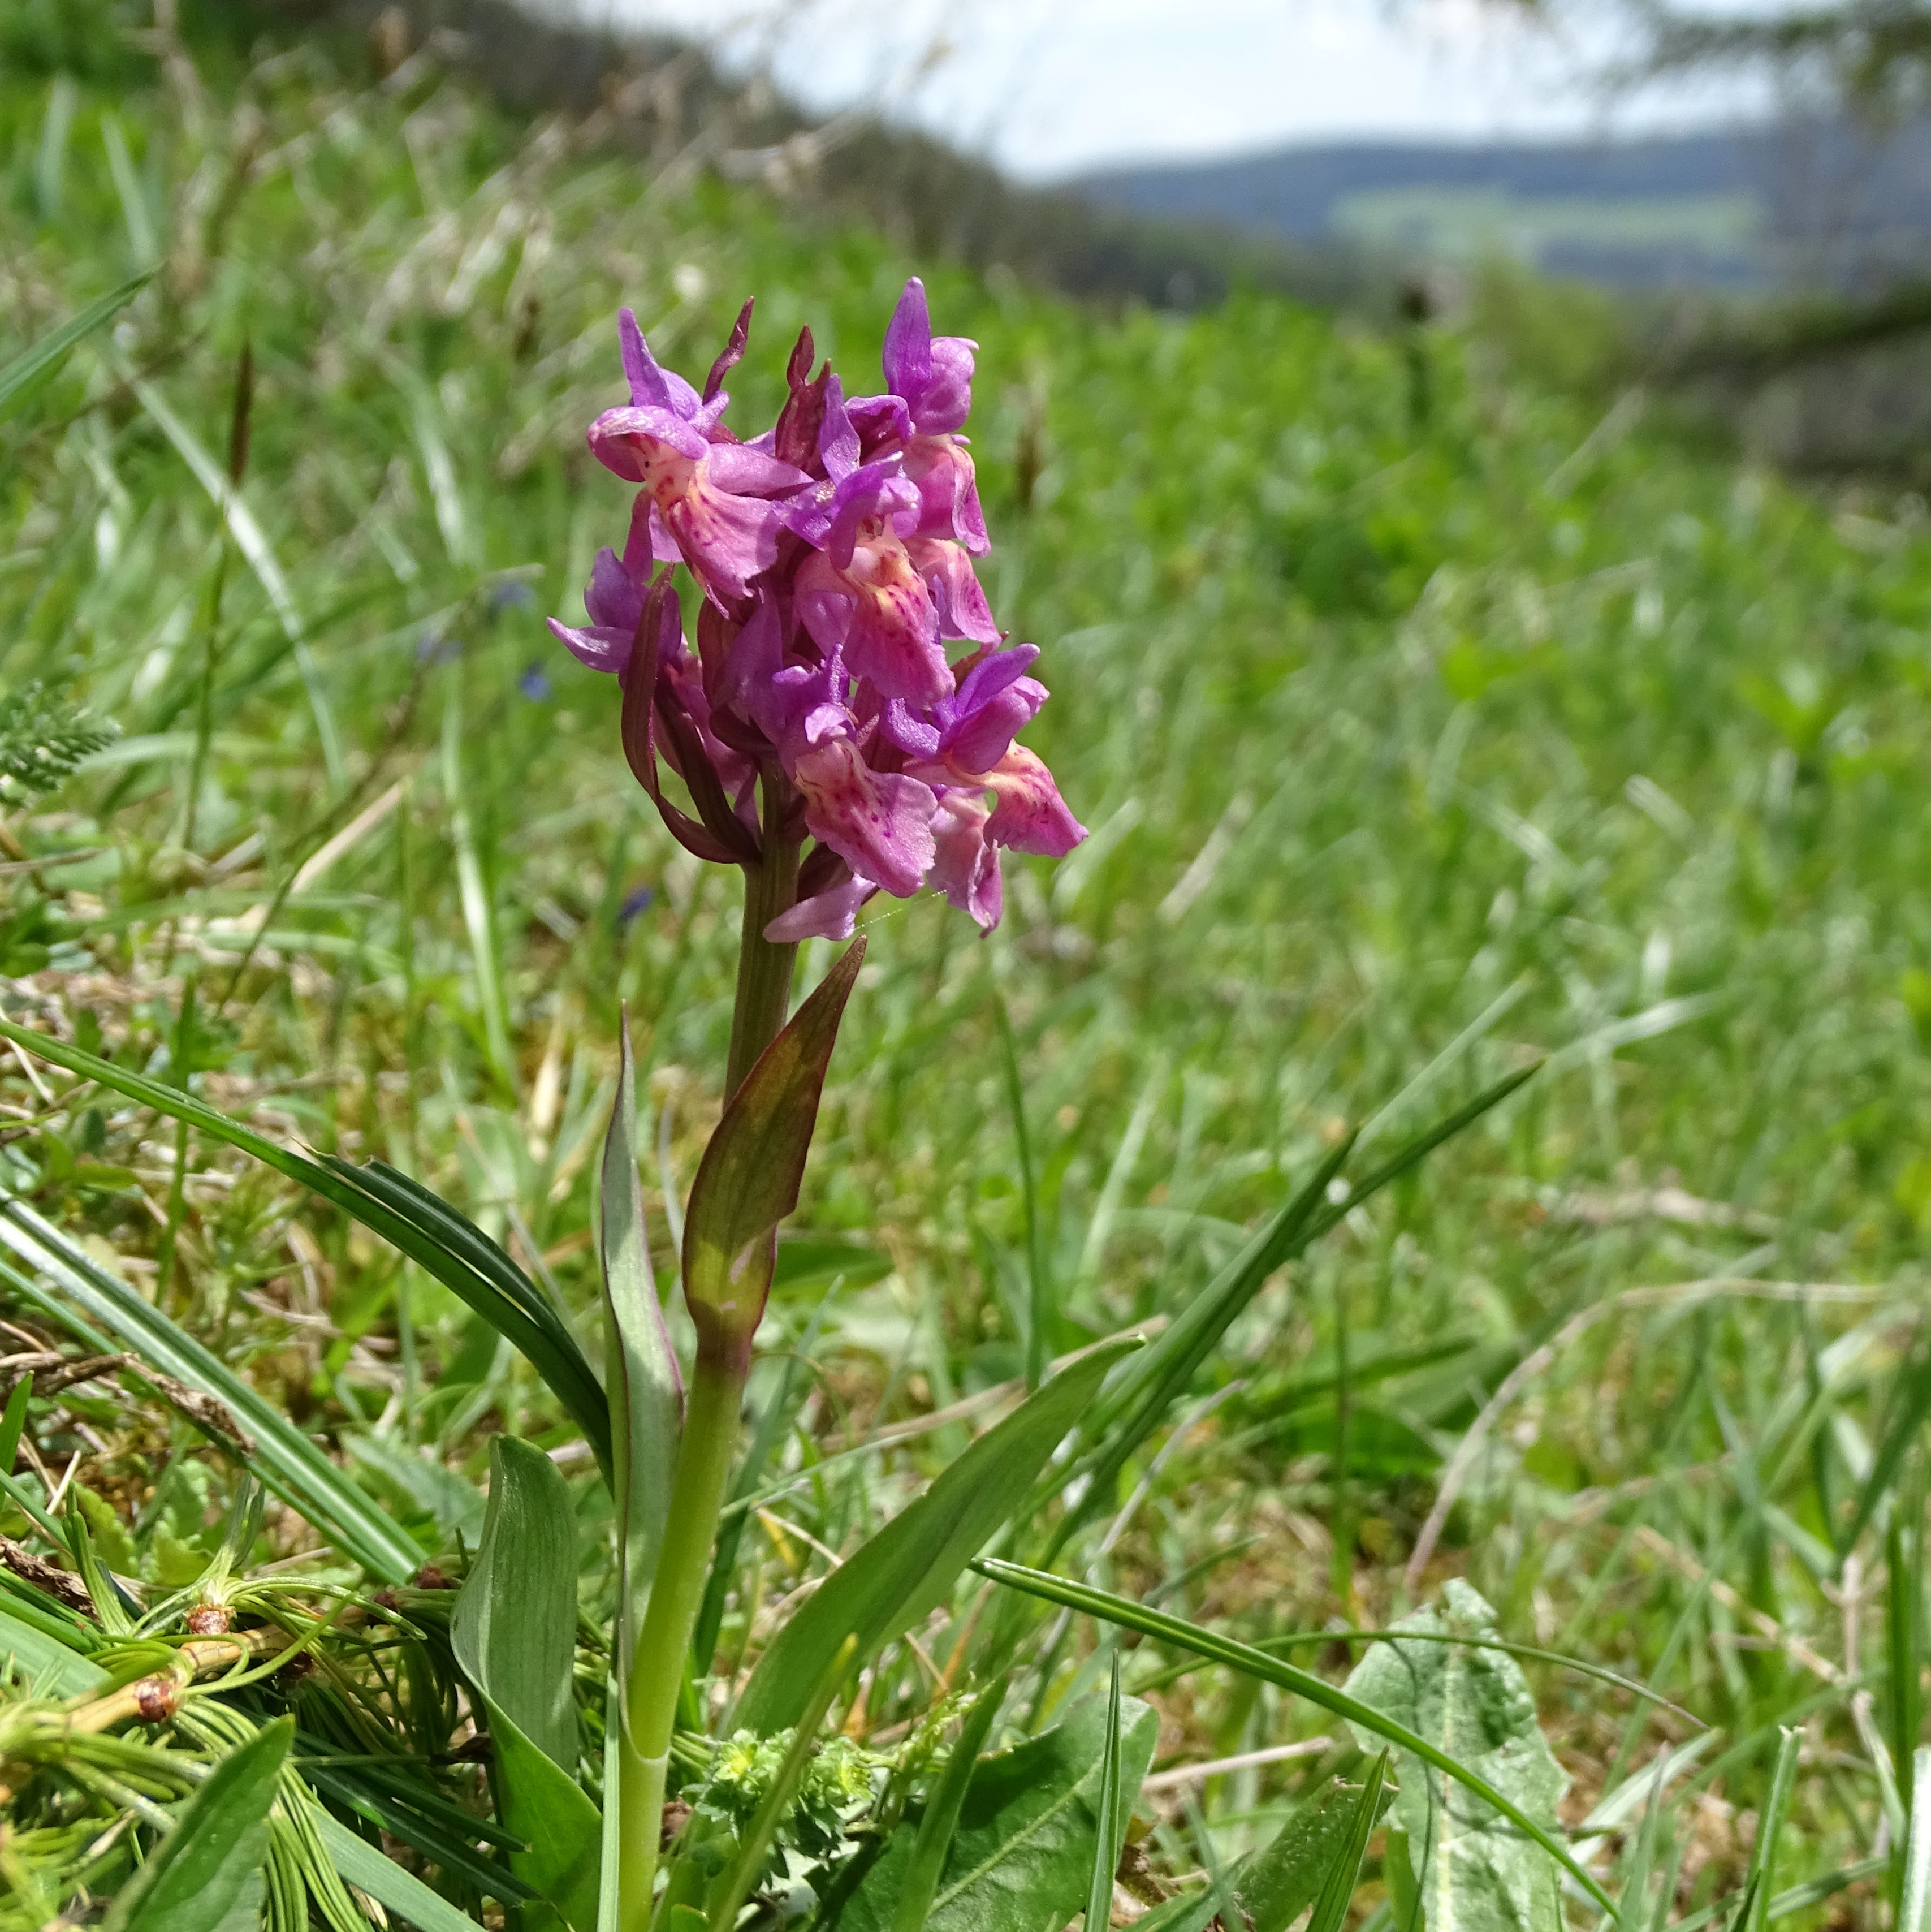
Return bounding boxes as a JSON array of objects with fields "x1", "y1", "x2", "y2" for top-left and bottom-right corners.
[{"x1": 7, "y1": 12, "x2": 1931, "y2": 1927}]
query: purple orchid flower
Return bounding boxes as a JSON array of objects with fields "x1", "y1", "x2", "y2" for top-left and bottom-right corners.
[{"x1": 549, "y1": 283, "x2": 1083, "y2": 943}]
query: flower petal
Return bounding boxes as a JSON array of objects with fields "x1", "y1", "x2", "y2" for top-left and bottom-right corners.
[
  {"x1": 930, "y1": 791, "x2": 1003, "y2": 930},
  {"x1": 766, "y1": 871, "x2": 877, "y2": 942},
  {"x1": 983, "y1": 746, "x2": 1086, "y2": 856},
  {"x1": 546, "y1": 616, "x2": 635, "y2": 676},
  {"x1": 619, "y1": 307, "x2": 701, "y2": 417},
  {"x1": 792, "y1": 738, "x2": 936, "y2": 896},
  {"x1": 909, "y1": 537, "x2": 1000, "y2": 645}
]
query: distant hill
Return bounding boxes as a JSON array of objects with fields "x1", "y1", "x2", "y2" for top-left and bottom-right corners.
[{"x1": 1076, "y1": 122, "x2": 1931, "y2": 291}]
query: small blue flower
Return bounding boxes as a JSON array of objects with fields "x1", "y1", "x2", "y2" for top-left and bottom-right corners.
[
  {"x1": 519, "y1": 661, "x2": 552, "y2": 701},
  {"x1": 617, "y1": 883, "x2": 656, "y2": 928},
  {"x1": 416, "y1": 629, "x2": 460, "y2": 665},
  {"x1": 490, "y1": 580, "x2": 538, "y2": 611}
]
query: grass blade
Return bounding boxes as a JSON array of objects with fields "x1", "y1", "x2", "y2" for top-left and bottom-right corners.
[
  {"x1": 0, "y1": 269, "x2": 151, "y2": 416},
  {"x1": 1904, "y1": 1746, "x2": 1931, "y2": 1932},
  {"x1": 0, "y1": 1196, "x2": 421, "y2": 1582},
  {"x1": 1304, "y1": 1753, "x2": 1390, "y2": 1932},
  {"x1": 974, "y1": 1555, "x2": 1618, "y2": 1918},
  {"x1": 1085, "y1": 1655, "x2": 1128, "y2": 1932},
  {"x1": 0, "y1": 1016, "x2": 611, "y2": 1480}
]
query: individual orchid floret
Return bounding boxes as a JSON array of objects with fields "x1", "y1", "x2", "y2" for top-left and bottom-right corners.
[
  {"x1": 758, "y1": 653, "x2": 936, "y2": 899},
  {"x1": 589, "y1": 308, "x2": 809, "y2": 611},
  {"x1": 547, "y1": 544, "x2": 646, "y2": 677},
  {"x1": 792, "y1": 454, "x2": 955, "y2": 705},
  {"x1": 848, "y1": 279, "x2": 989, "y2": 554}
]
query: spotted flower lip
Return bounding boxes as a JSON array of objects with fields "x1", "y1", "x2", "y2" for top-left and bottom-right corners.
[{"x1": 550, "y1": 281, "x2": 1083, "y2": 940}]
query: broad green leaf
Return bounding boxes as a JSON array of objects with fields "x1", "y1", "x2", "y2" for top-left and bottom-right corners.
[
  {"x1": 1234, "y1": 1774, "x2": 1397, "y2": 1932},
  {"x1": 452, "y1": 1437, "x2": 579, "y2": 1774},
  {"x1": 1305, "y1": 1753, "x2": 1391, "y2": 1932},
  {"x1": 975, "y1": 1558, "x2": 1614, "y2": 1917},
  {"x1": 490, "y1": 1705, "x2": 603, "y2": 1932},
  {"x1": 1344, "y1": 1581, "x2": 1569, "y2": 1932},
  {"x1": 103, "y1": 1716, "x2": 291, "y2": 1932},
  {"x1": 733, "y1": 1332, "x2": 1142, "y2": 1736},
  {"x1": 0, "y1": 1603, "x2": 106, "y2": 1694},
  {"x1": 1901, "y1": 1748, "x2": 1931, "y2": 1932},
  {"x1": 831, "y1": 1690, "x2": 1159, "y2": 1932},
  {"x1": 0, "y1": 1201, "x2": 420, "y2": 1583},
  {"x1": 599, "y1": 1015, "x2": 681, "y2": 1668},
  {"x1": 0, "y1": 269, "x2": 152, "y2": 417},
  {"x1": 682, "y1": 939, "x2": 865, "y2": 1358},
  {"x1": 0, "y1": 1020, "x2": 611, "y2": 1482},
  {"x1": 314, "y1": 1814, "x2": 490, "y2": 1932}
]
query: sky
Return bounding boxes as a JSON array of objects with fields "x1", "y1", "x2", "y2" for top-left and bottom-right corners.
[{"x1": 551, "y1": 0, "x2": 1757, "y2": 179}]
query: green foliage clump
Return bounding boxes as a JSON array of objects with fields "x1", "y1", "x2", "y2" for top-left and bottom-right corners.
[{"x1": 0, "y1": 682, "x2": 117, "y2": 805}]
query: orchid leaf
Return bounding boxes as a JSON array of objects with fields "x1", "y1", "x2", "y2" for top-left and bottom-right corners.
[
  {"x1": 0, "y1": 1194, "x2": 421, "y2": 1582},
  {"x1": 488, "y1": 1708, "x2": 603, "y2": 1932},
  {"x1": 733, "y1": 1332, "x2": 1142, "y2": 1736},
  {"x1": 599, "y1": 1014, "x2": 681, "y2": 1666},
  {"x1": 681, "y1": 938, "x2": 865, "y2": 1354},
  {"x1": 974, "y1": 1558, "x2": 1617, "y2": 1918},
  {"x1": 103, "y1": 1717, "x2": 291, "y2": 1932},
  {"x1": 452, "y1": 1437, "x2": 580, "y2": 1775},
  {"x1": 0, "y1": 1016, "x2": 611, "y2": 1482}
]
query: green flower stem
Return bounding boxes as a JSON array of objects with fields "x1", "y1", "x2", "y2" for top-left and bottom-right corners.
[
  {"x1": 619, "y1": 1351, "x2": 746, "y2": 1932},
  {"x1": 725, "y1": 777, "x2": 802, "y2": 1098}
]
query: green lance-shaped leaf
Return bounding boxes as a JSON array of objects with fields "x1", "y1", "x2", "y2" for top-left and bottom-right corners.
[
  {"x1": 0, "y1": 1373, "x2": 31, "y2": 1478},
  {"x1": 830, "y1": 1689, "x2": 1159, "y2": 1932},
  {"x1": 681, "y1": 938, "x2": 865, "y2": 1367},
  {"x1": 453, "y1": 1438, "x2": 601, "y2": 1932},
  {"x1": 0, "y1": 269, "x2": 152, "y2": 417},
  {"x1": 601, "y1": 1014, "x2": 682, "y2": 1670},
  {"x1": 1344, "y1": 1581, "x2": 1570, "y2": 1932},
  {"x1": 974, "y1": 1558, "x2": 1615, "y2": 1918},
  {"x1": 453, "y1": 1437, "x2": 580, "y2": 1775},
  {"x1": 103, "y1": 1716, "x2": 292, "y2": 1932},
  {"x1": 0, "y1": 1017, "x2": 611, "y2": 1484},
  {"x1": 734, "y1": 1332, "x2": 1143, "y2": 1737}
]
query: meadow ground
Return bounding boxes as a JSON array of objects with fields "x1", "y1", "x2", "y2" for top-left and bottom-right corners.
[{"x1": 8, "y1": 10, "x2": 1931, "y2": 1926}]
